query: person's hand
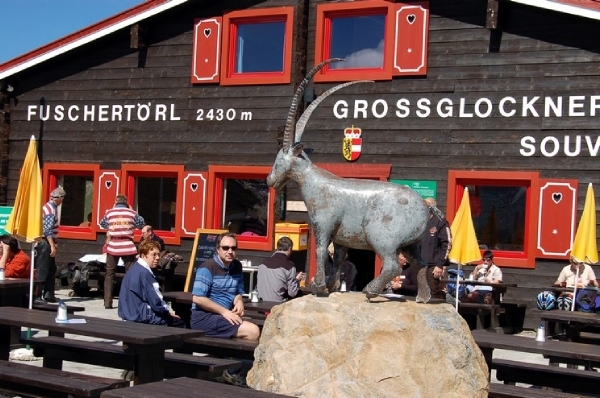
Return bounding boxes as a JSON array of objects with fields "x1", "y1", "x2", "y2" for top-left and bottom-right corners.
[
  {"x1": 0, "y1": 242, "x2": 8, "y2": 257},
  {"x1": 222, "y1": 310, "x2": 243, "y2": 325},
  {"x1": 296, "y1": 272, "x2": 305, "y2": 281},
  {"x1": 232, "y1": 300, "x2": 244, "y2": 316},
  {"x1": 432, "y1": 266, "x2": 443, "y2": 279},
  {"x1": 50, "y1": 244, "x2": 57, "y2": 257},
  {"x1": 391, "y1": 280, "x2": 402, "y2": 290}
]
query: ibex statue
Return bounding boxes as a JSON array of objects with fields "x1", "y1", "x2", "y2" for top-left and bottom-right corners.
[{"x1": 267, "y1": 59, "x2": 432, "y2": 302}]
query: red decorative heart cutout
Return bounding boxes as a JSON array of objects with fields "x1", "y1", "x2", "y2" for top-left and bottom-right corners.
[
  {"x1": 204, "y1": 28, "x2": 211, "y2": 38},
  {"x1": 105, "y1": 181, "x2": 112, "y2": 189},
  {"x1": 191, "y1": 183, "x2": 198, "y2": 192},
  {"x1": 407, "y1": 14, "x2": 416, "y2": 24},
  {"x1": 552, "y1": 192, "x2": 562, "y2": 204}
]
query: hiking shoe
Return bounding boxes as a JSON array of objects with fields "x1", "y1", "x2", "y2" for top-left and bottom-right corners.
[{"x1": 221, "y1": 369, "x2": 247, "y2": 388}]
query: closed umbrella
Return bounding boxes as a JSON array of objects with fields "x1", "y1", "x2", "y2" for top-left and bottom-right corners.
[
  {"x1": 4, "y1": 135, "x2": 43, "y2": 310},
  {"x1": 448, "y1": 187, "x2": 482, "y2": 311},
  {"x1": 569, "y1": 183, "x2": 598, "y2": 311}
]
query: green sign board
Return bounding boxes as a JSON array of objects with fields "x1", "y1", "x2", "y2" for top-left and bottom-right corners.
[
  {"x1": 0, "y1": 206, "x2": 13, "y2": 235},
  {"x1": 391, "y1": 180, "x2": 437, "y2": 199}
]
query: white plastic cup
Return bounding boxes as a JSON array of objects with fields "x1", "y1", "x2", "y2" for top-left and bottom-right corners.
[
  {"x1": 0, "y1": 268, "x2": 5, "y2": 281},
  {"x1": 57, "y1": 301, "x2": 68, "y2": 321}
]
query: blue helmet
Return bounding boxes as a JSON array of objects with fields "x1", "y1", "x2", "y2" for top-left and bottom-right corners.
[{"x1": 537, "y1": 291, "x2": 556, "y2": 310}]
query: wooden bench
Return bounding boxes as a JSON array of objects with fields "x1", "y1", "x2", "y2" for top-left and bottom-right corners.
[
  {"x1": 181, "y1": 336, "x2": 259, "y2": 360},
  {"x1": 23, "y1": 336, "x2": 242, "y2": 379},
  {"x1": 488, "y1": 383, "x2": 583, "y2": 398},
  {"x1": 0, "y1": 359, "x2": 128, "y2": 398},
  {"x1": 492, "y1": 358, "x2": 600, "y2": 394},
  {"x1": 33, "y1": 302, "x2": 86, "y2": 314},
  {"x1": 458, "y1": 302, "x2": 505, "y2": 330},
  {"x1": 100, "y1": 376, "x2": 293, "y2": 398}
]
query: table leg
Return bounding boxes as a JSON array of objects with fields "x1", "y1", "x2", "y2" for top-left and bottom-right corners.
[
  {"x1": 43, "y1": 331, "x2": 66, "y2": 369},
  {"x1": 130, "y1": 346, "x2": 166, "y2": 385},
  {"x1": 479, "y1": 347, "x2": 493, "y2": 380},
  {"x1": 0, "y1": 325, "x2": 13, "y2": 360}
]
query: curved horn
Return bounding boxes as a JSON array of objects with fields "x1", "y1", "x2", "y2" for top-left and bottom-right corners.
[
  {"x1": 295, "y1": 80, "x2": 371, "y2": 143},
  {"x1": 282, "y1": 58, "x2": 343, "y2": 151}
]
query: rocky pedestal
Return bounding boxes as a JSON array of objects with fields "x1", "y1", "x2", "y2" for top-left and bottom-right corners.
[{"x1": 247, "y1": 293, "x2": 488, "y2": 397}]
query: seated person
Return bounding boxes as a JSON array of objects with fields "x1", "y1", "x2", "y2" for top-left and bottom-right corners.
[
  {"x1": 118, "y1": 240, "x2": 185, "y2": 327},
  {"x1": 389, "y1": 252, "x2": 417, "y2": 296},
  {"x1": 0, "y1": 235, "x2": 31, "y2": 278},
  {"x1": 325, "y1": 243, "x2": 357, "y2": 291},
  {"x1": 538, "y1": 259, "x2": 599, "y2": 311},
  {"x1": 238, "y1": 206, "x2": 266, "y2": 236},
  {"x1": 190, "y1": 233, "x2": 259, "y2": 387},
  {"x1": 555, "y1": 258, "x2": 598, "y2": 288},
  {"x1": 463, "y1": 250, "x2": 502, "y2": 304},
  {"x1": 257, "y1": 236, "x2": 304, "y2": 302},
  {"x1": 141, "y1": 225, "x2": 165, "y2": 252}
]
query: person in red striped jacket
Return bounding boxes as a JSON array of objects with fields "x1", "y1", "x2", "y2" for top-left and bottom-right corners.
[{"x1": 100, "y1": 194, "x2": 145, "y2": 309}]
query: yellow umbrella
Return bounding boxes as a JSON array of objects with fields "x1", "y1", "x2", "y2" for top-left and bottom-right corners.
[
  {"x1": 569, "y1": 183, "x2": 597, "y2": 310},
  {"x1": 4, "y1": 135, "x2": 43, "y2": 310},
  {"x1": 448, "y1": 187, "x2": 482, "y2": 310}
]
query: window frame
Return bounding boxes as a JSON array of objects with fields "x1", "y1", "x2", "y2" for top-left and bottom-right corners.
[
  {"x1": 42, "y1": 163, "x2": 101, "y2": 241},
  {"x1": 314, "y1": 1, "x2": 395, "y2": 82},
  {"x1": 206, "y1": 165, "x2": 275, "y2": 251},
  {"x1": 220, "y1": 7, "x2": 295, "y2": 86},
  {"x1": 120, "y1": 164, "x2": 184, "y2": 246},
  {"x1": 447, "y1": 170, "x2": 540, "y2": 269}
]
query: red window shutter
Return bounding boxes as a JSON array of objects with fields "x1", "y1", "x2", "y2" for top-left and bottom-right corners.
[
  {"x1": 180, "y1": 172, "x2": 208, "y2": 237},
  {"x1": 536, "y1": 179, "x2": 578, "y2": 259},
  {"x1": 191, "y1": 17, "x2": 222, "y2": 84},
  {"x1": 393, "y1": 2, "x2": 429, "y2": 76},
  {"x1": 96, "y1": 171, "x2": 120, "y2": 230}
]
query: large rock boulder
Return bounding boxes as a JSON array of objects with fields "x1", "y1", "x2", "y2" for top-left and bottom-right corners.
[{"x1": 247, "y1": 293, "x2": 488, "y2": 397}]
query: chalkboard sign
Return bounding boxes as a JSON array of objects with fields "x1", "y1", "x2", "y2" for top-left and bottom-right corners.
[{"x1": 184, "y1": 228, "x2": 228, "y2": 292}]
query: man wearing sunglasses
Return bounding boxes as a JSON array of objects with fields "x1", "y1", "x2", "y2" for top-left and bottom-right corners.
[{"x1": 190, "y1": 232, "x2": 260, "y2": 386}]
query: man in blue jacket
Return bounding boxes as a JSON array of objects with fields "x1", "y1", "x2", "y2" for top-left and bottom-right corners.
[{"x1": 118, "y1": 240, "x2": 185, "y2": 327}]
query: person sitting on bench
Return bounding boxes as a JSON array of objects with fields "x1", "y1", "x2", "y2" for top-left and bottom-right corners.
[
  {"x1": 463, "y1": 250, "x2": 502, "y2": 304},
  {"x1": 190, "y1": 232, "x2": 260, "y2": 387},
  {"x1": 0, "y1": 235, "x2": 31, "y2": 279},
  {"x1": 118, "y1": 240, "x2": 185, "y2": 327}
]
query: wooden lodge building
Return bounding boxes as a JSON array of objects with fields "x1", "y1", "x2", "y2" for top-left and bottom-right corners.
[{"x1": 1, "y1": 0, "x2": 600, "y2": 327}]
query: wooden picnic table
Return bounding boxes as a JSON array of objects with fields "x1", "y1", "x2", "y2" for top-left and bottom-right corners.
[
  {"x1": 543, "y1": 285, "x2": 599, "y2": 295},
  {"x1": 540, "y1": 310, "x2": 600, "y2": 342},
  {"x1": 0, "y1": 307, "x2": 203, "y2": 385},
  {"x1": 472, "y1": 329, "x2": 600, "y2": 372},
  {"x1": 443, "y1": 279, "x2": 516, "y2": 304},
  {"x1": 0, "y1": 279, "x2": 43, "y2": 307},
  {"x1": 100, "y1": 377, "x2": 292, "y2": 398}
]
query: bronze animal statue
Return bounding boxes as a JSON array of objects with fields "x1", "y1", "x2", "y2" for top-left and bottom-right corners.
[{"x1": 267, "y1": 59, "x2": 432, "y2": 302}]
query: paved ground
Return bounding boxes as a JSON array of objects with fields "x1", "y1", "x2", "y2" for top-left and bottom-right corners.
[{"x1": 7, "y1": 287, "x2": 594, "y2": 394}]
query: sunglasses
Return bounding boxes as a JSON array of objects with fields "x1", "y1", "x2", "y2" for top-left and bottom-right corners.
[{"x1": 220, "y1": 246, "x2": 237, "y2": 251}]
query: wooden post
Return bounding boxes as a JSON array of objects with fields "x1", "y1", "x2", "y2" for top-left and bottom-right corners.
[{"x1": 486, "y1": 0, "x2": 499, "y2": 30}]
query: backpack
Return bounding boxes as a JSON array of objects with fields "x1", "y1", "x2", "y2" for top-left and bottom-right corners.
[
  {"x1": 446, "y1": 268, "x2": 467, "y2": 299},
  {"x1": 72, "y1": 261, "x2": 103, "y2": 297},
  {"x1": 575, "y1": 289, "x2": 600, "y2": 313}
]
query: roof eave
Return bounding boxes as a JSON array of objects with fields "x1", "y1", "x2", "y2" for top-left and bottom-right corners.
[
  {"x1": 0, "y1": 0, "x2": 189, "y2": 81},
  {"x1": 509, "y1": 0, "x2": 600, "y2": 21}
]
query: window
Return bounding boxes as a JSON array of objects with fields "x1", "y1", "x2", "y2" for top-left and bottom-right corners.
[
  {"x1": 207, "y1": 166, "x2": 275, "y2": 251},
  {"x1": 314, "y1": 1, "x2": 429, "y2": 82},
  {"x1": 42, "y1": 164, "x2": 100, "y2": 240},
  {"x1": 191, "y1": 7, "x2": 294, "y2": 85},
  {"x1": 447, "y1": 171, "x2": 540, "y2": 268},
  {"x1": 121, "y1": 164, "x2": 184, "y2": 245}
]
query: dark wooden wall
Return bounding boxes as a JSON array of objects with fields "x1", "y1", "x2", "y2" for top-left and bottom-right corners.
[{"x1": 2, "y1": 0, "x2": 600, "y2": 328}]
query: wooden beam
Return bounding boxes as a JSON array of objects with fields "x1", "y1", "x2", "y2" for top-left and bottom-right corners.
[
  {"x1": 130, "y1": 24, "x2": 148, "y2": 49},
  {"x1": 486, "y1": 0, "x2": 499, "y2": 30}
]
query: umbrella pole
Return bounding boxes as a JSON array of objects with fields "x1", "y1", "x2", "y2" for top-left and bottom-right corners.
[
  {"x1": 455, "y1": 263, "x2": 461, "y2": 312},
  {"x1": 570, "y1": 264, "x2": 580, "y2": 312}
]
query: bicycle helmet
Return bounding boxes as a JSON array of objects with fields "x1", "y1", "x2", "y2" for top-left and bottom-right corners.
[
  {"x1": 556, "y1": 294, "x2": 573, "y2": 311},
  {"x1": 536, "y1": 291, "x2": 556, "y2": 310}
]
